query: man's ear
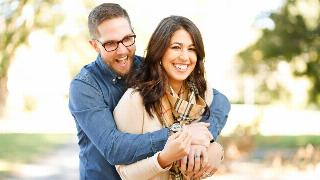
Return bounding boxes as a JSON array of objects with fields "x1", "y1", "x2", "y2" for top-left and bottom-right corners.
[{"x1": 89, "y1": 39, "x2": 100, "y2": 53}]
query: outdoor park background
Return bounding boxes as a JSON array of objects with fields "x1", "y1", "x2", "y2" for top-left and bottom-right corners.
[{"x1": 1, "y1": 0, "x2": 320, "y2": 179}]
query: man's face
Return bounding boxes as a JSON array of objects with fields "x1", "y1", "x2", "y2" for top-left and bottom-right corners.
[{"x1": 93, "y1": 17, "x2": 135, "y2": 76}]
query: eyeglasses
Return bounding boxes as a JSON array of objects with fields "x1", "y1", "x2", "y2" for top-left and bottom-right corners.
[{"x1": 95, "y1": 35, "x2": 136, "y2": 52}]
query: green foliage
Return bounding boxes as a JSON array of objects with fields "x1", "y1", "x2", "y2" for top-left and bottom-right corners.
[
  {"x1": 220, "y1": 135, "x2": 320, "y2": 149},
  {"x1": 0, "y1": 0, "x2": 63, "y2": 111},
  {"x1": 0, "y1": 0, "x2": 63, "y2": 76},
  {"x1": 0, "y1": 133, "x2": 72, "y2": 177},
  {"x1": 237, "y1": 0, "x2": 320, "y2": 106},
  {"x1": 254, "y1": 135, "x2": 320, "y2": 148},
  {"x1": 221, "y1": 118, "x2": 261, "y2": 152},
  {"x1": 0, "y1": 133, "x2": 72, "y2": 163}
]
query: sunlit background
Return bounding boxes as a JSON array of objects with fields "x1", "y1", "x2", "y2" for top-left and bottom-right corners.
[{"x1": 1, "y1": 0, "x2": 319, "y2": 179}]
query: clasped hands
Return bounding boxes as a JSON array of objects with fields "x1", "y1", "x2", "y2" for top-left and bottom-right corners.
[{"x1": 158, "y1": 122, "x2": 224, "y2": 179}]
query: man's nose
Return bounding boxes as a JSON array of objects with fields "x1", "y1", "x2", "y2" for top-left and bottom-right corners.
[{"x1": 116, "y1": 42, "x2": 129, "y2": 54}]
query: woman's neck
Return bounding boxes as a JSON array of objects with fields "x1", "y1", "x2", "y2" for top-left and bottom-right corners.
[{"x1": 169, "y1": 80, "x2": 184, "y2": 94}]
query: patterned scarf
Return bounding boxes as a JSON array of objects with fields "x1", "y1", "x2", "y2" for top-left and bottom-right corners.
[{"x1": 157, "y1": 82, "x2": 206, "y2": 180}]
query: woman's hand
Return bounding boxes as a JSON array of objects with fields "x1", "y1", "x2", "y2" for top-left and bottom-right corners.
[
  {"x1": 179, "y1": 144, "x2": 208, "y2": 177},
  {"x1": 185, "y1": 122, "x2": 213, "y2": 148},
  {"x1": 193, "y1": 142, "x2": 224, "y2": 178},
  {"x1": 157, "y1": 129, "x2": 192, "y2": 168}
]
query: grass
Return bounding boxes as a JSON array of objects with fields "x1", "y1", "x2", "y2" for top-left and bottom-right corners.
[
  {"x1": 218, "y1": 135, "x2": 320, "y2": 163},
  {"x1": 254, "y1": 135, "x2": 320, "y2": 148},
  {"x1": 0, "y1": 133, "x2": 73, "y2": 177},
  {"x1": 219, "y1": 135, "x2": 320, "y2": 148}
]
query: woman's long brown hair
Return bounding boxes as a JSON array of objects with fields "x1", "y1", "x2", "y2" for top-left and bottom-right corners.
[{"x1": 127, "y1": 15, "x2": 207, "y2": 117}]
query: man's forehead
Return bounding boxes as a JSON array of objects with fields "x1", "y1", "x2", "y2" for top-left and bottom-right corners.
[{"x1": 97, "y1": 17, "x2": 132, "y2": 41}]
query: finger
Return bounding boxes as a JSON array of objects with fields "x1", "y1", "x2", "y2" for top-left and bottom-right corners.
[
  {"x1": 175, "y1": 132, "x2": 190, "y2": 157},
  {"x1": 206, "y1": 131, "x2": 214, "y2": 141},
  {"x1": 200, "y1": 147, "x2": 208, "y2": 168},
  {"x1": 192, "y1": 148, "x2": 207, "y2": 178},
  {"x1": 196, "y1": 161, "x2": 211, "y2": 178},
  {"x1": 184, "y1": 131, "x2": 192, "y2": 147},
  {"x1": 169, "y1": 131, "x2": 181, "y2": 140},
  {"x1": 185, "y1": 137, "x2": 192, "y2": 155},
  {"x1": 179, "y1": 130, "x2": 191, "y2": 147},
  {"x1": 204, "y1": 167, "x2": 216, "y2": 178},
  {"x1": 210, "y1": 168, "x2": 218, "y2": 175},
  {"x1": 180, "y1": 156, "x2": 188, "y2": 172},
  {"x1": 193, "y1": 150, "x2": 201, "y2": 173},
  {"x1": 186, "y1": 148, "x2": 195, "y2": 174},
  {"x1": 193, "y1": 165, "x2": 206, "y2": 178},
  {"x1": 196, "y1": 122, "x2": 210, "y2": 127},
  {"x1": 175, "y1": 130, "x2": 188, "y2": 142}
]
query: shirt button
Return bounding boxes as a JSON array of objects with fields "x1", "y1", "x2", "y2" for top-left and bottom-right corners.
[{"x1": 112, "y1": 78, "x2": 116, "y2": 83}]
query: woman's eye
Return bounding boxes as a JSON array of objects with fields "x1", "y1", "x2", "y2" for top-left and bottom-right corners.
[{"x1": 171, "y1": 46, "x2": 181, "y2": 49}]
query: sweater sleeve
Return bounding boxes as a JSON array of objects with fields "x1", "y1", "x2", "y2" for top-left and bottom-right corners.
[
  {"x1": 113, "y1": 89, "x2": 171, "y2": 179},
  {"x1": 115, "y1": 152, "x2": 171, "y2": 180},
  {"x1": 113, "y1": 88, "x2": 144, "y2": 134}
]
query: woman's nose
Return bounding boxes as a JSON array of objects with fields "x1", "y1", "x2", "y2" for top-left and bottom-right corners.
[{"x1": 179, "y1": 50, "x2": 189, "y2": 61}]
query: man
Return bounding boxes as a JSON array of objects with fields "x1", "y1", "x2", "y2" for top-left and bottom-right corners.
[{"x1": 69, "y1": 3, "x2": 230, "y2": 180}]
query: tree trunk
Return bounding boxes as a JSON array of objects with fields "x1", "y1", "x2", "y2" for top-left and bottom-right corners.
[{"x1": 0, "y1": 75, "x2": 8, "y2": 116}]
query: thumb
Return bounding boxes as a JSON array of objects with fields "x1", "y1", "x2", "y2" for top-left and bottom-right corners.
[
  {"x1": 198, "y1": 122, "x2": 210, "y2": 127},
  {"x1": 169, "y1": 131, "x2": 181, "y2": 140}
]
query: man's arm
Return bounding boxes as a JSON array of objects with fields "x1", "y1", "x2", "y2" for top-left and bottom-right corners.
[
  {"x1": 201, "y1": 89, "x2": 231, "y2": 140},
  {"x1": 69, "y1": 79, "x2": 168, "y2": 165}
]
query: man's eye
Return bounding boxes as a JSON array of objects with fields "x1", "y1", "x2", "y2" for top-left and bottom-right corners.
[
  {"x1": 122, "y1": 37, "x2": 131, "y2": 42},
  {"x1": 105, "y1": 41, "x2": 116, "y2": 46}
]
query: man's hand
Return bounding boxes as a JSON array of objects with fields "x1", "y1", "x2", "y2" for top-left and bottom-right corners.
[
  {"x1": 193, "y1": 142, "x2": 224, "y2": 178},
  {"x1": 158, "y1": 129, "x2": 192, "y2": 168},
  {"x1": 179, "y1": 144, "x2": 208, "y2": 177},
  {"x1": 184, "y1": 122, "x2": 213, "y2": 147}
]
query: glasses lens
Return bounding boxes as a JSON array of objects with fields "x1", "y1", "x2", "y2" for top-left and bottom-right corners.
[
  {"x1": 99, "y1": 35, "x2": 136, "y2": 52},
  {"x1": 104, "y1": 41, "x2": 118, "y2": 51},
  {"x1": 122, "y1": 35, "x2": 136, "y2": 47}
]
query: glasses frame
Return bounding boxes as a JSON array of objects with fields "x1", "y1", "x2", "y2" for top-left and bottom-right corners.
[{"x1": 95, "y1": 34, "x2": 136, "y2": 52}]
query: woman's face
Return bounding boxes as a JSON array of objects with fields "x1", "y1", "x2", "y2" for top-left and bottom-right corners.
[{"x1": 161, "y1": 28, "x2": 197, "y2": 88}]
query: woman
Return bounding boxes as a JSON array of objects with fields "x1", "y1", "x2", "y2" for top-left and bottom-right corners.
[{"x1": 113, "y1": 15, "x2": 225, "y2": 180}]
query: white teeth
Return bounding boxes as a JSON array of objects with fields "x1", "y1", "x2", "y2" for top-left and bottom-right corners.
[
  {"x1": 117, "y1": 56, "x2": 127, "y2": 61},
  {"x1": 174, "y1": 64, "x2": 188, "y2": 71}
]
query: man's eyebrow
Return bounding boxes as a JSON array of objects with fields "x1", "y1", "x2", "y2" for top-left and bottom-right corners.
[{"x1": 101, "y1": 34, "x2": 133, "y2": 44}]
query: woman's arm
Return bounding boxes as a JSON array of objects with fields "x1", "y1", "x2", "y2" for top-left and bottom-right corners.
[
  {"x1": 115, "y1": 152, "x2": 171, "y2": 180},
  {"x1": 114, "y1": 89, "x2": 191, "y2": 179},
  {"x1": 116, "y1": 131, "x2": 192, "y2": 180},
  {"x1": 114, "y1": 89, "x2": 166, "y2": 179}
]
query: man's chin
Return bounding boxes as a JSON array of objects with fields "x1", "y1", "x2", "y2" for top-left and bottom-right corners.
[{"x1": 117, "y1": 69, "x2": 131, "y2": 77}]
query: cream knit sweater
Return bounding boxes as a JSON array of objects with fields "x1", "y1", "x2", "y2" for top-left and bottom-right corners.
[{"x1": 113, "y1": 87, "x2": 213, "y2": 180}]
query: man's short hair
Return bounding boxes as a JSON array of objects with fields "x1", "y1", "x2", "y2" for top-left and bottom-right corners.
[{"x1": 88, "y1": 3, "x2": 131, "y2": 39}]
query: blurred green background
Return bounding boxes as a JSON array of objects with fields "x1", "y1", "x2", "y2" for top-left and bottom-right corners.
[{"x1": 0, "y1": 0, "x2": 319, "y2": 179}]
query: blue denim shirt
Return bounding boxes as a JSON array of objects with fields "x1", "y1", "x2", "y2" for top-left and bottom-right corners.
[{"x1": 69, "y1": 55, "x2": 230, "y2": 180}]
